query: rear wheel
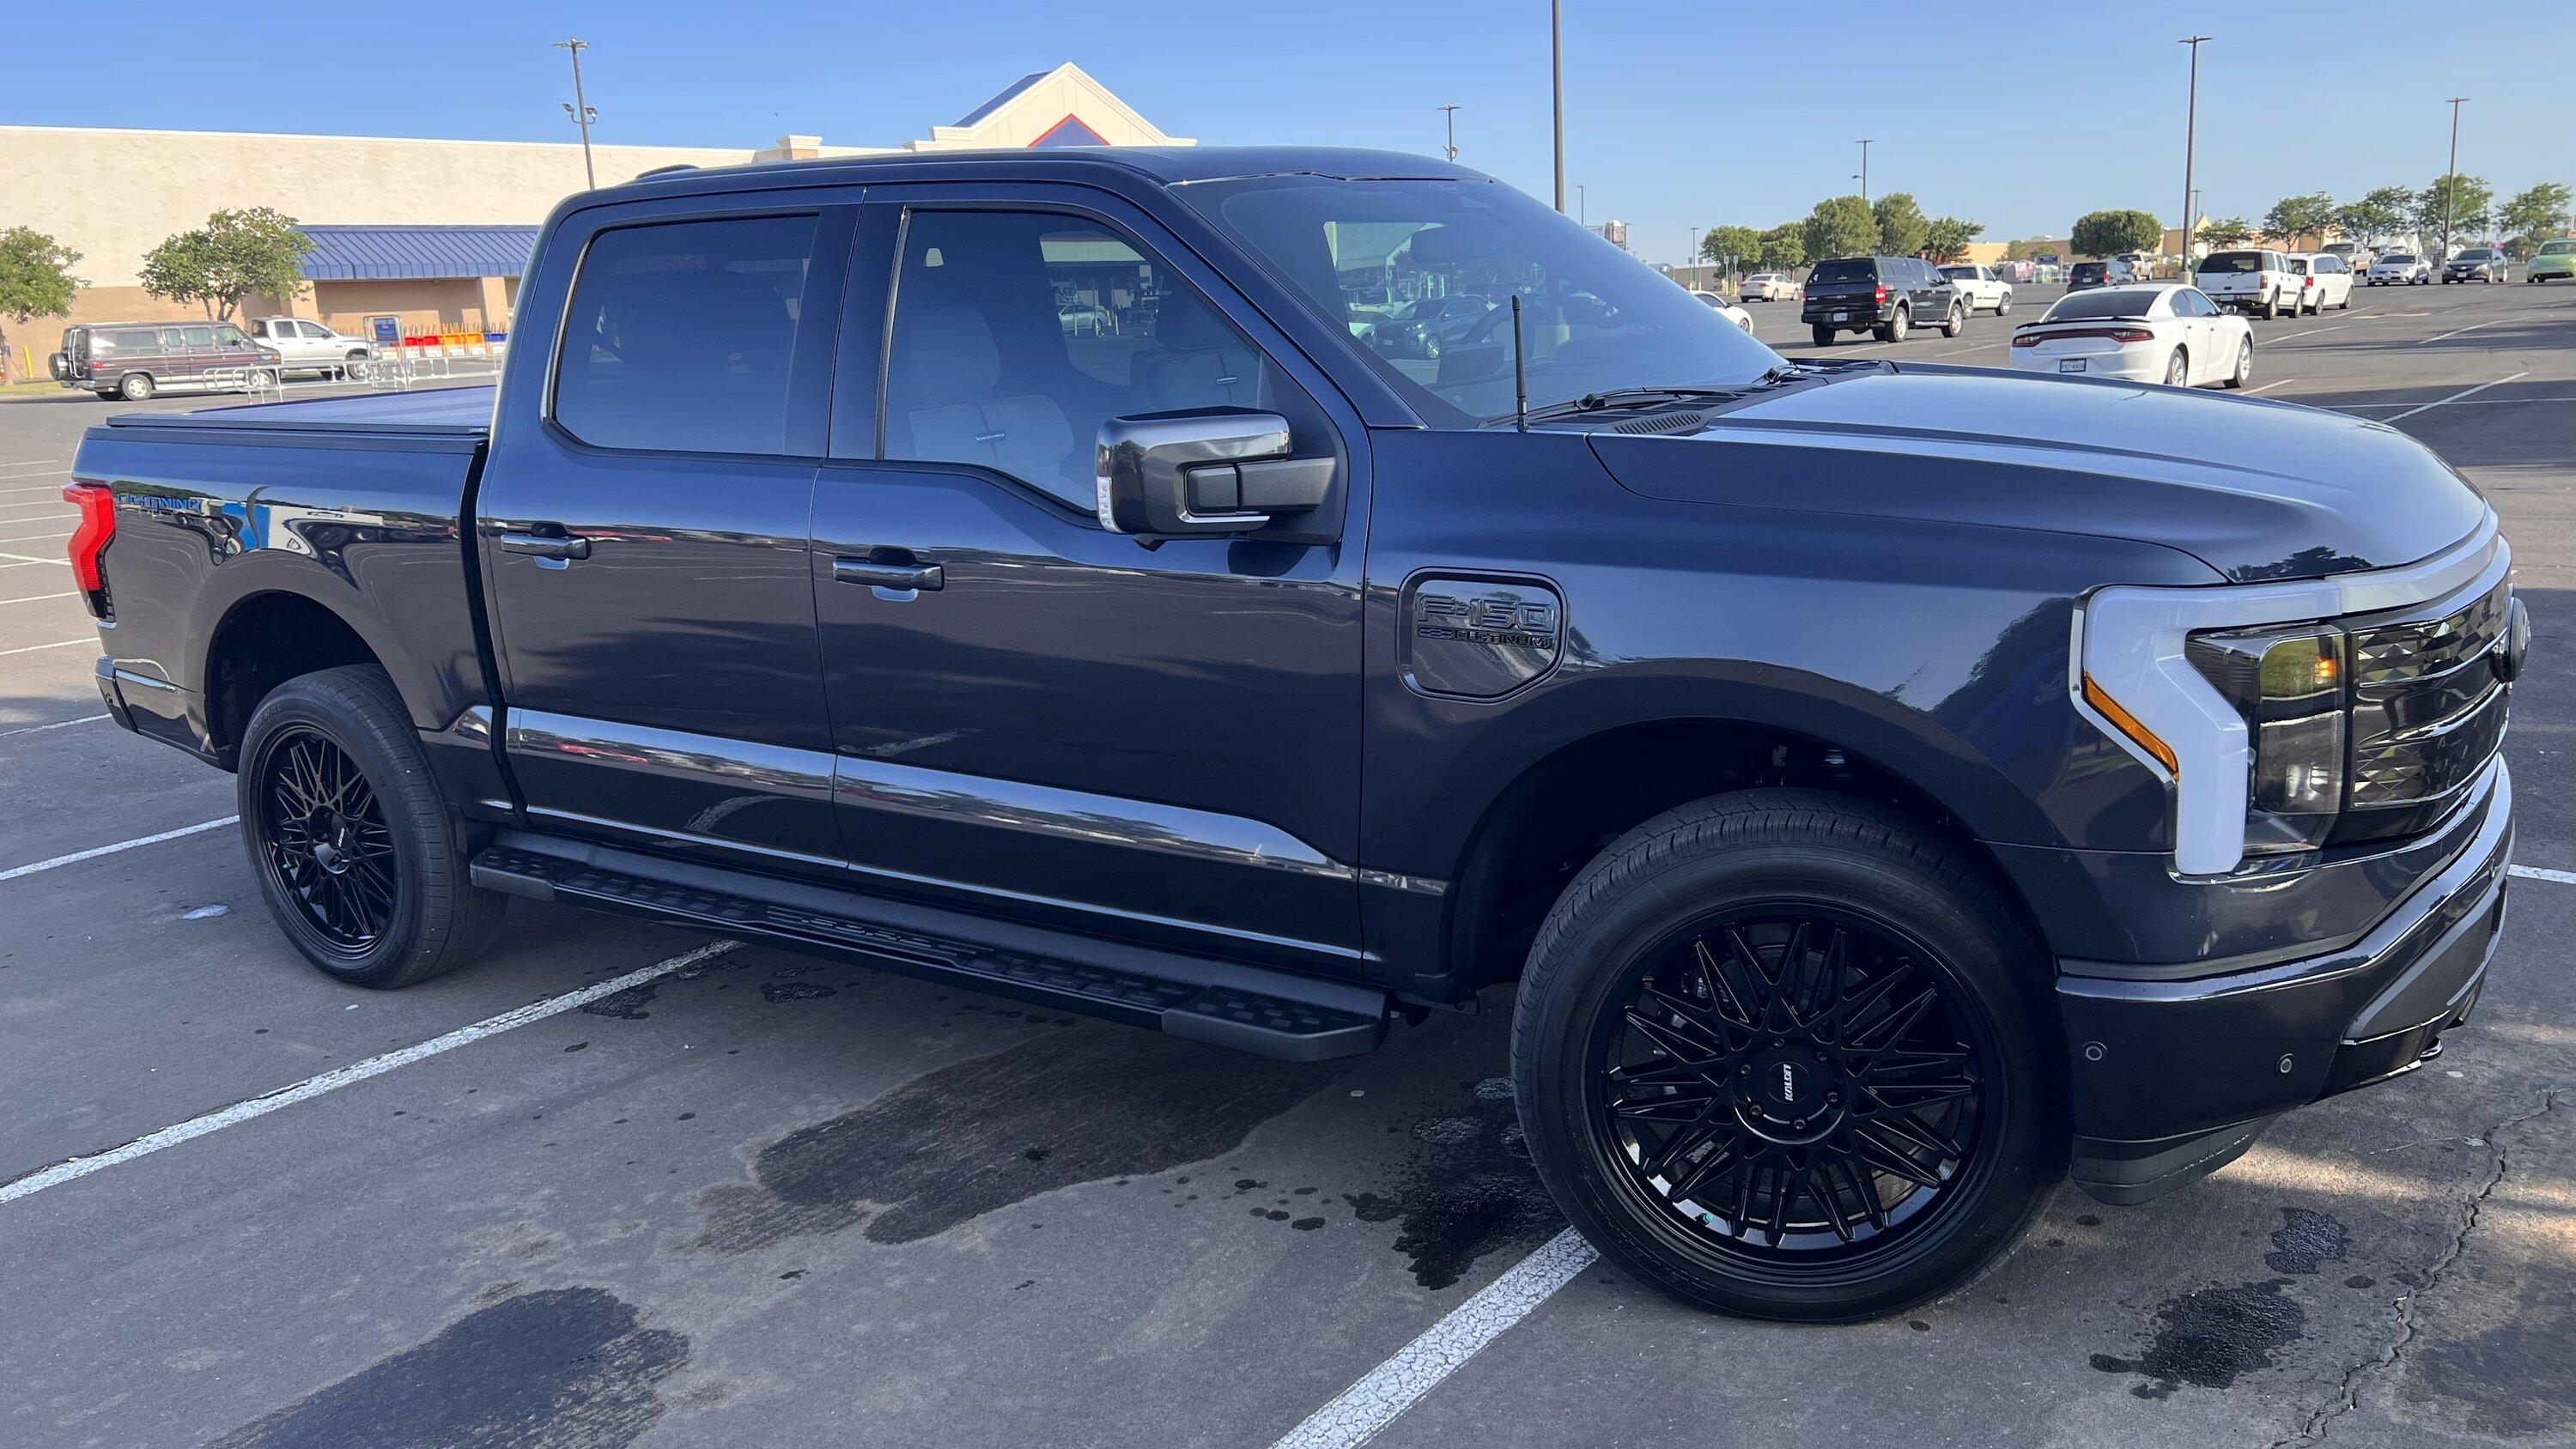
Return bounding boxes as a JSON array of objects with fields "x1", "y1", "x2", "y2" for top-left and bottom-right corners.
[
  {"x1": 1810, "y1": 324, "x2": 1837, "y2": 348},
  {"x1": 2164, "y1": 349, "x2": 2189, "y2": 387},
  {"x1": 239, "y1": 665, "x2": 507, "y2": 988},
  {"x1": 2259, "y1": 292, "x2": 2280, "y2": 320},
  {"x1": 1512, "y1": 791, "x2": 2064, "y2": 1322},
  {"x1": 118, "y1": 372, "x2": 155, "y2": 402},
  {"x1": 1878, "y1": 306, "x2": 1910, "y2": 343}
]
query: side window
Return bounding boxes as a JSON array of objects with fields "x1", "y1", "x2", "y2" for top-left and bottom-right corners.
[
  {"x1": 300, "y1": 320, "x2": 332, "y2": 338},
  {"x1": 552, "y1": 213, "x2": 818, "y2": 455},
  {"x1": 182, "y1": 325, "x2": 215, "y2": 349},
  {"x1": 215, "y1": 324, "x2": 248, "y2": 348},
  {"x1": 883, "y1": 209, "x2": 1284, "y2": 511}
]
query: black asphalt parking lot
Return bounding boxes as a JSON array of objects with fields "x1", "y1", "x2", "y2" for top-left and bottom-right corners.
[{"x1": 3, "y1": 280, "x2": 2572, "y2": 1448}]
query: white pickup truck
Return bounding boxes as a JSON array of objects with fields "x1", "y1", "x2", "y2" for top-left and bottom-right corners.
[
  {"x1": 245, "y1": 317, "x2": 377, "y2": 379},
  {"x1": 1937, "y1": 264, "x2": 2014, "y2": 314}
]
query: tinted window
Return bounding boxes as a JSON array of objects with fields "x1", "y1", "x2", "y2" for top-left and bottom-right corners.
[
  {"x1": 2380, "y1": 254, "x2": 2417, "y2": 264},
  {"x1": 182, "y1": 326, "x2": 214, "y2": 348},
  {"x1": 2540, "y1": 241, "x2": 2576, "y2": 256},
  {"x1": 215, "y1": 324, "x2": 248, "y2": 347},
  {"x1": 1809, "y1": 258, "x2": 1875, "y2": 283},
  {"x1": 553, "y1": 214, "x2": 817, "y2": 455},
  {"x1": 2200, "y1": 252, "x2": 2265, "y2": 273},
  {"x1": 2041, "y1": 289, "x2": 2162, "y2": 321},
  {"x1": 883, "y1": 210, "x2": 1292, "y2": 509},
  {"x1": 1185, "y1": 174, "x2": 1781, "y2": 427}
]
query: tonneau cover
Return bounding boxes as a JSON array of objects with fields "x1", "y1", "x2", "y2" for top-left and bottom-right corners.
[{"x1": 106, "y1": 385, "x2": 495, "y2": 436}]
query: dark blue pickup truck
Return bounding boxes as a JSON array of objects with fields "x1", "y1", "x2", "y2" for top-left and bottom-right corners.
[{"x1": 65, "y1": 148, "x2": 2524, "y2": 1321}]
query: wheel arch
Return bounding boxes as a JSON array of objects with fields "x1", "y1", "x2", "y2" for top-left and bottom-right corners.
[{"x1": 197, "y1": 579, "x2": 404, "y2": 765}]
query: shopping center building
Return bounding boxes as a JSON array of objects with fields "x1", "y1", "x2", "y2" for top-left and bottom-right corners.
[{"x1": 3, "y1": 63, "x2": 1191, "y2": 349}]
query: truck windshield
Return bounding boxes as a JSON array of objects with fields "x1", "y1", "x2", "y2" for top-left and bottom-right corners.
[{"x1": 1184, "y1": 175, "x2": 1783, "y2": 426}]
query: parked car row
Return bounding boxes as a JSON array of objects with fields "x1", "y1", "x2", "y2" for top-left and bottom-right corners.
[
  {"x1": 49, "y1": 317, "x2": 379, "y2": 400},
  {"x1": 2191, "y1": 249, "x2": 2355, "y2": 318}
]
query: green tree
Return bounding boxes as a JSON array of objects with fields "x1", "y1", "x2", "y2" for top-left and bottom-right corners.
[
  {"x1": 2499, "y1": 182, "x2": 2573, "y2": 255},
  {"x1": 1802, "y1": 195, "x2": 1879, "y2": 263},
  {"x1": 2199, "y1": 216, "x2": 2257, "y2": 250},
  {"x1": 2332, "y1": 186, "x2": 2415, "y2": 247},
  {"x1": 1872, "y1": 191, "x2": 1929, "y2": 256},
  {"x1": 138, "y1": 208, "x2": 313, "y2": 322},
  {"x1": 2262, "y1": 192, "x2": 2336, "y2": 245},
  {"x1": 2070, "y1": 209, "x2": 2165, "y2": 259},
  {"x1": 0, "y1": 227, "x2": 84, "y2": 386},
  {"x1": 1922, "y1": 216, "x2": 1984, "y2": 264},
  {"x1": 1756, "y1": 223, "x2": 1808, "y2": 271},
  {"x1": 1699, "y1": 225, "x2": 1764, "y2": 283},
  {"x1": 2414, "y1": 174, "x2": 2494, "y2": 247},
  {"x1": 2002, "y1": 237, "x2": 2046, "y2": 262}
]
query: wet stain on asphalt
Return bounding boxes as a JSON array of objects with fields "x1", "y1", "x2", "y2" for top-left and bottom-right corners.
[
  {"x1": 1342, "y1": 1077, "x2": 1560, "y2": 1289},
  {"x1": 580, "y1": 982, "x2": 659, "y2": 1020},
  {"x1": 690, "y1": 1024, "x2": 1345, "y2": 1252},
  {"x1": 2089, "y1": 1280, "x2": 2306, "y2": 1398},
  {"x1": 2401, "y1": 1278, "x2": 2576, "y2": 1436},
  {"x1": 2263, "y1": 1207, "x2": 2349, "y2": 1276},
  {"x1": 207, "y1": 1288, "x2": 688, "y2": 1449}
]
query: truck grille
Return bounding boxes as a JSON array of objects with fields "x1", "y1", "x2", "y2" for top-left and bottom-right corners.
[{"x1": 2338, "y1": 579, "x2": 2512, "y2": 843}]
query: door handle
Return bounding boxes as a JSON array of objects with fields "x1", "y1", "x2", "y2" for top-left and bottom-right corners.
[
  {"x1": 834, "y1": 555, "x2": 944, "y2": 591},
  {"x1": 500, "y1": 530, "x2": 591, "y2": 561}
]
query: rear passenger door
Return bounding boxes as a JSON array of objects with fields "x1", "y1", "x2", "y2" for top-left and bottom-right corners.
[
  {"x1": 805, "y1": 189, "x2": 1370, "y2": 969},
  {"x1": 476, "y1": 195, "x2": 857, "y2": 876}
]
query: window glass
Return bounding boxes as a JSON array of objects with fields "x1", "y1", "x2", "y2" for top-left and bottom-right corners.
[
  {"x1": 2540, "y1": 241, "x2": 2576, "y2": 256},
  {"x1": 1809, "y1": 258, "x2": 1874, "y2": 282},
  {"x1": 301, "y1": 321, "x2": 331, "y2": 338},
  {"x1": 883, "y1": 210, "x2": 1289, "y2": 509},
  {"x1": 182, "y1": 326, "x2": 214, "y2": 348},
  {"x1": 2041, "y1": 289, "x2": 2163, "y2": 322},
  {"x1": 2200, "y1": 252, "x2": 2264, "y2": 273},
  {"x1": 553, "y1": 214, "x2": 817, "y2": 455},
  {"x1": 215, "y1": 324, "x2": 247, "y2": 347}
]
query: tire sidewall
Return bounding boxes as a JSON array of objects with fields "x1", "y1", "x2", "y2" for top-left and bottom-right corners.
[{"x1": 1515, "y1": 814, "x2": 2063, "y2": 1321}]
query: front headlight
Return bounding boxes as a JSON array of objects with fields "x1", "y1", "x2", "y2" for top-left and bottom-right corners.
[{"x1": 2185, "y1": 624, "x2": 2346, "y2": 856}]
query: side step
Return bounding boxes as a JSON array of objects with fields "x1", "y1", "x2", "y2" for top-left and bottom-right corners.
[{"x1": 470, "y1": 838, "x2": 1388, "y2": 1062}]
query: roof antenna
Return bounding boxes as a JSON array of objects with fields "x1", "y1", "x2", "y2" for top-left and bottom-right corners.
[{"x1": 1510, "y1": 294, "x2": 1528, "y2": 431}]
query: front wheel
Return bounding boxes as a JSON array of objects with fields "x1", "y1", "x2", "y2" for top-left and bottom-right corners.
[
  {"x1": 238, "y1": 665, "x2": 507, "y2": 988},
  {"x1": 1512, "y1": 791, "x2": 2064, "y2": 1322},
  {"x1": 1941, "y1": 305, "x2": 1965, "y2": 339},
  {"x1": 1996, "y1": 293, "x2": 2013, "y2": 316}
]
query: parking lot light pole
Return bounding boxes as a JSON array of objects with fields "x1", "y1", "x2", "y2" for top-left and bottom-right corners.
[
  {"x1": 2441, "y1": 97, "x2": 2469, "y2": 260},
  {"x1": 1856, "y1": 140, "x2": 1872, "y2": 203},
  {"x1": 2180, "y1": 36, "x2": 2210, "y2": 280},
  {"x1": 1438, "y1": 104, "x2": 1461, "y2": 162},
  {"x1": 1551, "y1": 0, "x2": 1565, "y2": 213},
  {"x1": 556, "y1": 37, "x2": 598, "y2": 190}
]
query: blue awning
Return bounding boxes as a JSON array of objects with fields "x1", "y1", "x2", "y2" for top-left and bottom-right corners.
[{"x1": 296, "y1": 225, "x2": 540, "y2": 282}]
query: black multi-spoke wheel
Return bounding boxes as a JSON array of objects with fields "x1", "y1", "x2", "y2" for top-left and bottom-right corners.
[
  {"x1": 1595, "y1": 909, "x2": 1986, "y2": 1262},
  {"x1": 238, "y1": 665, "x2": 505, "y2": 987},
  {"x1": 1514, "y1": 790, "x2": 2063, "y2": 1322},
  {"x1": 258, "y1": 727, "x2": 398, "y2": 954}
]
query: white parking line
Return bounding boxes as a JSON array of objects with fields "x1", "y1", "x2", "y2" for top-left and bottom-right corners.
[
  {"x1": 0, "y1": 554, "x2": 61, "y2": 567},
  {"x1": 0, "y1": 591, "x2": 75, "y2": 607},
  {"x1": 0, "y1": 714, "x2": 106, "y2": 738},
  {"x1": 0, "y1": 480, "x2": 71, "y2": 494},
  {"x1": 2340, "y1": 396, "x2": 2576, "y2": 409},
  {"x1": 0, "y1": 939, "x2": 744, "y2": 1206},
  {"x1": 2512, "y1": 864, "x2": 2576, "y2": 887},
  {"x1": 2384, "y1": 373, "x2": 2530, "y2": 423},
  {"x1": 0, "y1": 815, "x2": 238, "y2": 882},
  {"x1": 1271, "y1": 1228, "x2": 1597, "y2": 1449},
  {"x1": 2263, "y1": 325, "x2": 2351, "y2": 344},
  {"x1": 0, "y1": 460, "x2": 61, "y2": 471},
  {"x1": 0, "y1": 528, "x2": 71, "y2": 543},
  {"x1": 2248, "y1": 378, "x2": 2300, "y2": 394},
  {"x1": 2420, "y1": 319, "x2": 2500, "y2": 346}
]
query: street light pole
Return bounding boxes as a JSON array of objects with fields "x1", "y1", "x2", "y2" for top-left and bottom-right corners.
[
  {"x1": 1577, "y1": 184, "x2": 1587, "y2": 225},
  {"x1": 1438, "y1": 104, "x2": 1461, "y2": 162},
  {"x1": 1551, "y1": 0, "x2": 1565, "y2": 213},
  {"x1": 1856, "y1": 139, "x2": 1872, "y2": 203},
  {"x1": 555, "y1": 37, "x2": 598, "y2": 190},
  {"x1": 2441, "y1": 97, "x2": 2470, "y2": 261},
  {"x1": 2180, "y1": 36, "x2": 2209, "y2": 276}
]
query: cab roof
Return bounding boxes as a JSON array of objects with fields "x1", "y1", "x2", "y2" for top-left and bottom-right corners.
[{"x1": 599, "y1": 145, "x2": 1485, "y2": 199}]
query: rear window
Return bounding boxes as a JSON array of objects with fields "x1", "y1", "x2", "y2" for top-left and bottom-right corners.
[
  {"x1": 1939, "y1": 266, "x2": 1975, "y2": 280},
  {"x1": 2459, "y1": 250, "x2": 2496, "y2": 261},
  {"x1": 2379, "y1": 254, "x2": 2417, "y2": 264},
  {"x1": 2199, "y1": 252, "x2": 2266, "y2": 273},
  {"x1": 2070, "y1": 263, "x2": 2105, "y2": 277},
  {"x1": 2041, "y1": 289, "x2": 2160, "y2": 322},
  {"x1": 1809, "y1": 258, "x2": 1875, "y2": 282},
  {"x1": 2542, "y1": 241, "x2": 2576, "y2": 256}
]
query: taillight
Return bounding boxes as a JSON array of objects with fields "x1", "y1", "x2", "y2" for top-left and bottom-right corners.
[
  {"x1": 1873, "y1": 284, "x2": 1889, "y2": 302},
  {"x1": 64, "y1": 482, "x2": 113, "y2": 618},
  {"x1": 2011, "y1": 331, "x2": 2040, "y2": 348}
]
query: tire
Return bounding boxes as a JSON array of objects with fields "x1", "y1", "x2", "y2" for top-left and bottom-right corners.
[
  {"x1": 1422, "y1": 335, "x2": 1441, "y2": 361},
  {"x1": 2259, "y1": 293, "x2": 2279, "y2": 321},
  {"x1": 1811, "y1": 324, "x2": 1838, "y2": 348},
  {"x1": 118, "y1": 372, "x2": 155, "y2": 402},
  {"x1": 1941, "y1": 305, "x2": 1965, "y2": 339},
  {"x1": 2224, "y1": 337, "x2": 2252, "y2": 389},
  {"x1": 247, "y1": 368, "x2": 277, "y2": 390},
  {"x1": 344, "y1": 353, "x2": 372, "y2": 380},
  {"x1": 1878, "y1": 306, "x2": 1910, "y2": 343},
  {"x1": 237, "y1": 664, "x2": 507, "y2": 989},
  {"x1": 2164, "y1": 348, "x2": 2189, "y2": 387},
  {"x1": 1511, "y1": 790, "x2": 2064, "y2": 1322},
  {"x1": 1996, "y1": 293, "x2": 2013, "y2": 316}
]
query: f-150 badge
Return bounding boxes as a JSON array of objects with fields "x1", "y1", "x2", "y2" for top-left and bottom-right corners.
[{"x1": 1402, "y1": 576, "x2": 1564, "y2": 699}]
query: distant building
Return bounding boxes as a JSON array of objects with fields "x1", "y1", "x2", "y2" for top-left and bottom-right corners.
[
  {"x1": 3, "y1": 63, "x2": 1191, "y2": 346},
  {"x1": 1589, "y1": 220, "x2": 1630, "y2": 250}
]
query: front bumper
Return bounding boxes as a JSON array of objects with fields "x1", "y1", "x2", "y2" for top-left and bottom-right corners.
[{"x1": 2056, "y1": 760, "x2": 2513, "y2": 1204}]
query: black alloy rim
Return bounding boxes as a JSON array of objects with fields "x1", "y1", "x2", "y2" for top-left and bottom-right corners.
[
  {"x1": 1589, "y1": 906, "x2": 1988, "y2": 1266},
  {"x1": 258, "y1": 727, "x2": 397, "y2": 954}
]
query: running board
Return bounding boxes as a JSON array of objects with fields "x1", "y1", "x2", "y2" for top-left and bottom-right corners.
[{"x1": 470, "y1": 838, "x2": 1388, "y2": 1062}]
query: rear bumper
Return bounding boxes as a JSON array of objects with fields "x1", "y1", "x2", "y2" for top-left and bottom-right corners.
[
  {"x1": 2056, "y1": 760, "x2": 2513, "y2": 1204},
  {"x1": 95, "y1": 656, "x2": 222, "y2": 766}
]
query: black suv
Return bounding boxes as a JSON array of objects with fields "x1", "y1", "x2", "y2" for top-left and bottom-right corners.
[{"x1": 1801, "y1": 255, "x2": 1964, "y2": 345}]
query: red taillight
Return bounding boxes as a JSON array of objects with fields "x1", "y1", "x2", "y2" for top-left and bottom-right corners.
[
  {"x1": 2010, "y1": 331, "x2": 2040, "y2": 348},
  {"x1": 2015, "y1": 326, "x2": 2154, "y2": 346},
  {"x1": 64, "y1": 482, "x2": 113, "y2": 616},
  {"x1": 1873, "y1": 284, "x2": 1889, "y2": 302}
]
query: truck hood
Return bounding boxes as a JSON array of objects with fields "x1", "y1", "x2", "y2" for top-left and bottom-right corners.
[{"x1": 1586, "y1": 365, "x2": 2489, "y2": 581}]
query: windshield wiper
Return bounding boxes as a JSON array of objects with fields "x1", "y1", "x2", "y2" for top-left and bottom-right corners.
[{"x1": 1512, "y1": 385, "x2": 1749, "y2": 425}]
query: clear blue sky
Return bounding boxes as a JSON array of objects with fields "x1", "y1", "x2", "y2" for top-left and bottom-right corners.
[{"x1": 9, "y1": 1, "x2": 2565, "y2": 263}]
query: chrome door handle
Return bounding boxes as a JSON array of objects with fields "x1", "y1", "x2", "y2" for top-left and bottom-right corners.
[
  {"x1": 834, "y1": 556, "x2": 944, "y2": 591},
  {"x1": 500, "y1": 531, "x2": 590, "y2": 561}
]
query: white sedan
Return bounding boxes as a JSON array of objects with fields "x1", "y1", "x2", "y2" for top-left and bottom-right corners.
[
  {"x1": 2007, "y1": 283, "x2": 2252, "y2": 389},
  {"x1": 1690, "y1": 290, "x2": 1755, "y2": 331},
  {"x1": 1741, "y1": 272, "x2": 1802, "y2": 301}
]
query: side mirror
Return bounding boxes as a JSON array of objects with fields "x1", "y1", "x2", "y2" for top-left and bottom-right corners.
[{"x1": 1095, "y1": 409, "x2": 1334, "y2": 539}]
